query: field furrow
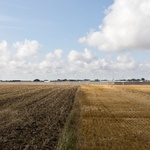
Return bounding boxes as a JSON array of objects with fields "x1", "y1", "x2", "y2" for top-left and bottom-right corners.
[{"x1": 0, "y1": 85, "x2": 78, "y2": 150}]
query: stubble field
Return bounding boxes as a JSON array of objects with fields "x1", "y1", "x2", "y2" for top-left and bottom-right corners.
[
  {"x1": 0, "y1": 84, "x2": 150, "y2": 150},
  {"x1": 77, "y1": 85, "x2": 150, "y2": 150}
]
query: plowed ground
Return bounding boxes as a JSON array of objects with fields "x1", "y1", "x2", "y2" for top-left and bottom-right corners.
[
  {"x1": 0, "y1": 85, "x2": 78, "y2": 150},
  {"x1": 77, "y1": 85, "x2": 150, "y2": 150}
]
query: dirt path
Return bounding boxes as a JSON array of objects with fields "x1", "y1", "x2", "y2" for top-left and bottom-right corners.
[{"x1": 77, "y1": 85, "x2": 150, "y2": 150}]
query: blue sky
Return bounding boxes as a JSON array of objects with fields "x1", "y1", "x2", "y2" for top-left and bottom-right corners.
[
  {"x1": 0, "y1": 0, "x2": 150, "y2": 80},
  {"x1": 0, "y1": 0, "x2": 112, "y2": 50}
]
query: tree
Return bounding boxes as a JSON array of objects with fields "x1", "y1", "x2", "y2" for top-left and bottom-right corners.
[
  {"x1": 141, "y1": 78, "x2": 145, "y2": 81},
  {"x1": 33, "y1": 79, "x2": 40, "y2": 82}
]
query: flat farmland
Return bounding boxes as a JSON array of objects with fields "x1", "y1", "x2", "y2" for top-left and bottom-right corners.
[
  {"x1": 0, "y1": 84, "x2": 150, "y2": 150},
  {"x1": 77, "y1": 85, "x2": 150, "y2": 150},
  {"x1": 0, "y1": 85, "x2": 78, "y2": 150}
]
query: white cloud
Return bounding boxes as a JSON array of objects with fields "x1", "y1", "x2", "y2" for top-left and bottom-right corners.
[
  {"x1": 39, "y1": 49, "x2": 63, "y2": 74},
  {"x1": 140, "y1": 1, "x2": 150, "y2": 16},
  {"x1": 0, "y1": 40, "x2": 7, "y2": 51},
  {"x1": 0, "y1": 40, "x2": 150, "y2": 79},
  {"x1": 0, "y1": 41, "x2": 65, "y2": 79},
  {"x1": 68, "y1": 49, "x2": 111, "y2": 74},
  {"x1": 68, "y1": 48, "x2": 95, "y2": 63},
  {"x1": 113, "y1": 54, "x2": 136, "y2": 71},
  {"x1": 0, "y1": 41, "x2": 10, "y2": 66},
  {"x1": 45, "y1": 49, "x2": 63, "y2": 61},
  {"x1": 139, "y1": 61, "x2": 150, "y2": 71},
  {"x1": 14, "y1": 39, "x2": 41, "y2": 59},
  {"x1": 68, "y1": 49, "x2": 137, "y2": 74},
  {"x1": 79, "y1": 0, "x2": 150, "y2": 51}
]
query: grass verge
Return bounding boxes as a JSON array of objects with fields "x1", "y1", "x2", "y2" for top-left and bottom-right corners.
[{"x1": 56, "y1": 87, "x2": 81, "y2": 150}]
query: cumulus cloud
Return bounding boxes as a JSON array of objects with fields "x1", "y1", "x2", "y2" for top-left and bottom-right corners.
[
  {"x1": 68, "y1": 49, "x2": 95, "y2": 73},
  {"x1": 79, "y1": 0, "x2": 150, "y2": 51},
  {"x1": 68, "y1": 49, "x2": 137, "y2": 75},
  {"x1": 14, "y1": 39, "x2": 41, "y2": 59},
  {"x1": 0, "y1": 41, "x2": 11, "y2": 66},
  {"x1": 113, "y1": 54, "x2": 137, "y2": 71},
  {"x1": 0, "y1": 40, "x2": 65, "y2": 78},
  {"x1": 39, "y1": 49, "x2": 63, "y2": 74},
  {"x1": 68, "y1": 48, "x2": 95, "y2": 63},
  {"x1": 0, "y1": 40, "x2": 150, "y2": 79},
  {"x1": 139, "y1": 61, "x2": 150, "y2": 71},
  {"x1": 45, "y1": 49, "x2": 63, "y2": 61}
]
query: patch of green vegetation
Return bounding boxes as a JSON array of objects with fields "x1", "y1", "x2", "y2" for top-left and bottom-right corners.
[{"x1": 57, "y1": 87, "x2": 80, "y2": 150}]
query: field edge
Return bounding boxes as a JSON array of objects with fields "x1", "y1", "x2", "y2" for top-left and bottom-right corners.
[{"x1": 56, "y1": 86, "x2": 81, "y2": 150}]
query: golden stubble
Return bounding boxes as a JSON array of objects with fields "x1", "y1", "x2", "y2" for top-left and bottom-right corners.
[{"x1": 76, "y1": 85, "x2": 150, "y2": 150}]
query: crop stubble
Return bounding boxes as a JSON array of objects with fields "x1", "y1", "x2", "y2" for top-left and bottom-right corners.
[
  {"x1": 0, "y1": 84, "x2": 150, "y2": 150},
  {"x1": 0, "y1": 84, "x2": 78, "y2": 150},
  {"x1": 77, "y1": 85, "x2": 150, "y2": 150}
]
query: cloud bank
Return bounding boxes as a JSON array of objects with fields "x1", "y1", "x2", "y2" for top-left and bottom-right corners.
[
  {"x1": 0, "y1": 40, "x2": 150, "y2": 80},
  {"x1": 79, "y1": 0, "x2": 150, "y2": 51}
]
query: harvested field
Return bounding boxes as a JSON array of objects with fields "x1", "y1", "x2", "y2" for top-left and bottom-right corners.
[
  {"x1": 0, "y1": 85, "x2": 78, "y2": 150},
  {"x1": 77, "y1": 85, "x2": 150, "y2": 150},
  {"x1": 0, "y1": 85, "x2": 150, "y2": 150}
]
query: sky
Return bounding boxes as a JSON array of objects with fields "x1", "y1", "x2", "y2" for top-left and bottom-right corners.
[{"x1": 0, "y1": 0, "x2": 150, "y2": 80}]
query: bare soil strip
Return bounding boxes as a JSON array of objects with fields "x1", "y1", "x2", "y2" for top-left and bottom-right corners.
[
  {"x1": 0, "y1": 85, "x2": 78, "y2": 150},
  {"x1": 77, "y1": 85, "x2": 150, "y2": 150}
]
